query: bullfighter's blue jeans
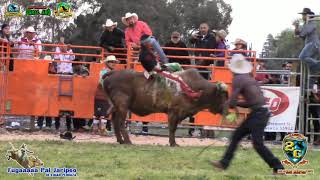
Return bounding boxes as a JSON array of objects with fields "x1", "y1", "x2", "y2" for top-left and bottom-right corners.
[
  {"x1": 299, "y1": 42, "x2": 320, "y2": 72},
  {"x1": 220, "y1": 107, "x2": 284, "y2": 171}
]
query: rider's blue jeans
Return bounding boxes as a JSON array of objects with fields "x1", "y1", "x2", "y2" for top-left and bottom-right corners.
[{"x1": 299, "y1": 42, "x2": 320, "y2": 72}]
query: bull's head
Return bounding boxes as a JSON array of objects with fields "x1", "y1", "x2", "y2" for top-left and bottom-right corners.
[{"x1": 208, "y1": 82, "x2": 229, "y2": 115}]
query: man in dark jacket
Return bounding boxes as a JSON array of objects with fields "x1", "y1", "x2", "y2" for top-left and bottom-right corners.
[
  {"x1": 189, "y1": 23, "x2": 217, "y2": 79},
  {"x1": 189, "y1": 23, "x2": 217, "y2": 64},
  {"x1": 164, "y1": 31, "x2": 190, "y2": 65},
  {"x1": 99, "y1": 19, "x2": 125, "y2": 63}
]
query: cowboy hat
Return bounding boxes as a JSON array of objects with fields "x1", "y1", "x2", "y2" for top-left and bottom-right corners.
[
  {"x1": 217, "y1": 30, "x2": 228, "y2": 39},
  {"x1": 103, "y1": 55, "x2": 119, "y2": 63},
  {"x1": 25, "y1": 26, "x2": 36, "y2": 33},
  {"x1": 228, "y1": 54, "x2": 253, "y2": 74},
  {"x1": 103, "y1": 19, "x2": 118, "y2": 27},
  {"x1": 121, "y1": 12, "x2": 138, "y2": 26},
  {"x1": 298, "y1": 8, "x2": 314, "y2": 15},
  {"x1": 233, "y1": 38, "x2": 247, "y2": 46}
]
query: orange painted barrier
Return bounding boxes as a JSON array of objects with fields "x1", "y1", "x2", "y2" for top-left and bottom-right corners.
[{"x1": 0, "y1": 42, "x2": 256, "y2": 128}]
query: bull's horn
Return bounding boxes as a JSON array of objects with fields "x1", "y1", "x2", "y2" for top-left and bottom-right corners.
[{"x1": 216, "y1": 82, "x2": 228, "y2": 91}]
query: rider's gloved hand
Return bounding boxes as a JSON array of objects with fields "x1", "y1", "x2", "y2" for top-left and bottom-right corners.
[{"x1": 160, "y1": 63, "x2": 168, "y2": 71}]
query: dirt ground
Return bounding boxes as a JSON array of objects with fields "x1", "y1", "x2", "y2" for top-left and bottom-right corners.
[{"x1": 0, "y1": 128, "x2": 233, "y2": 147}]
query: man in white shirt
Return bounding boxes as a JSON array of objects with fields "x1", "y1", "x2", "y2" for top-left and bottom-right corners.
[
  {"x1": 54, "y1": 43, "x2": 75, "y2": 74},
  {"x1": 16, "y1": 26, "x2": 42, "y2": 60}
]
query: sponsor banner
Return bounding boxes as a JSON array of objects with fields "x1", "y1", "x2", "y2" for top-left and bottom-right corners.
[{"x1": 261, "y1": 86, "x2": 300, "y2": 132}]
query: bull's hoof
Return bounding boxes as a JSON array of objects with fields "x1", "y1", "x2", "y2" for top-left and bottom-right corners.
[
  {"x1": 124, "y1": 141, "x2": 132, "y2": 145},
  {"x1": 118, "y1": 140, "x2": 125, "y2": 144},
  {"x1": 170, "y1": 143, "x2": 179, "y2": 147}
]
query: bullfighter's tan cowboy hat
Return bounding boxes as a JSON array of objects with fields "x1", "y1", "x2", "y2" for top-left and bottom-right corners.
[
  {"x1": 228, "y1": 54, "x2": 253, "y2": 74},
  {"x1": 103, "y1": 19, "x2": 117, "y2": 27},
  {"x1": 121, "y1": 12, "x2": 138, "y2": 26},
  {"x1": 233, "y1": 38, "x2": 247, "y2": 46},
  {"x1": 103, "y1": 55, "x2": 119, "y2": 63},
  {"x1": 217, "y1": 30, "x2": 228, "y2": 39}
]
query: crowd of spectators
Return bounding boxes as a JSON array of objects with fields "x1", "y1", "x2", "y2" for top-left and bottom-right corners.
[{"x1": 1, "y1": 11, "x2": 318, "y2": 143}]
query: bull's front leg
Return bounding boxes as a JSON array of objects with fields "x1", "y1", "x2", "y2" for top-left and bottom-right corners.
[{"x1": 168, "y1": 114, "x2": 179, "y2": 147}]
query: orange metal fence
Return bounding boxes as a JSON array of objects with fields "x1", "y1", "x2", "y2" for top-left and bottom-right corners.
[{"x1": 0, "y1": 42, "x2": 256, "y2": 128}]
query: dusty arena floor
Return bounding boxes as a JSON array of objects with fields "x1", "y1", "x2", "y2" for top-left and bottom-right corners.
[
  {"x1": 0, "y1": 128, "x2": 287, "y2": 149},
  {"x1": 0, "y1": 130, "x2": 228, "y2": 146}
]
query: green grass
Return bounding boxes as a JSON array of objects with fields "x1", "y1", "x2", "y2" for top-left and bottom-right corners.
[{"x1": 0, "y1": 140, "x2": 319, "y2": 180}]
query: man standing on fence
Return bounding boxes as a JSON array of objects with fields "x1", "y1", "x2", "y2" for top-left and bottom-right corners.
[
  {"x1": 294, "y1": 8, "x2": 320, "y2": 72},
  {"x1": 210, "y1": 54, "x2": 284, "y2": 175},
  {"x1": 99, "y1": 19, "x2": 126, "y2": 63},
  {"x1": 122, "y1": 12, "x2": 152, "y2": 48}
]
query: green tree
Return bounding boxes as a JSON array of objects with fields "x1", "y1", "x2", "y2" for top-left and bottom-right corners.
[{"x1": 64, "y1": 0, "x2": 232, "y2": 46}]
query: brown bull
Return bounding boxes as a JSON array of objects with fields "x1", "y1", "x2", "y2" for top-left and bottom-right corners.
[{"x1": 103, "y1": 68, "x2": 228, "y2": 146}]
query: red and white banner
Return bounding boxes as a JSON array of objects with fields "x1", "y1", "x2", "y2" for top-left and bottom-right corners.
[{"x1": 261, "y1": 86, "x2": 300, "y2": 132}]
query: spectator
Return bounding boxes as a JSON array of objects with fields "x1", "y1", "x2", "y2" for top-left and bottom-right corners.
[
  {"x1": 92, "y1": 55, "x2": 118, "y2": 135},
  {"x1": 189, "y1": 23, "x2": 217, "y2": 64},
  {"x1": 280, "y1": 61, "x2": 293, "y2": 84},
  {"x1": 255, "y1": 61, "x2": 270, "y2": 84},
  {"x1": 99, "y1": 19, "x2": 126, "y2": 63},
  {"x1": 294, "y1": 8, "x2": 320, "y2": 72},
  {"x1": 54, "y1": 43, "x2": 75, "y2": 75},
  {"x1": 72, "y1": 58, "x2": 89, "y2": 76},
  {"x1": 37, "y1": 117, "x2": 60, "y2": 131},
  {"x1": 164, "y1": 31, "x2": 189, "y2": 65},
  {"x1": 230, "y1": 38, "x2": 247, "y2": 56},
  {"x1": 309, "y1": 80, "x2": 320, "y2": 145},
  {"x1": 122, "y1": 12, "x2": 152, "y2": 48},
  {"x1": 189, "y1": 23, "x2": 217, "y2": 79},
  {"x1": 16, "y1": 26, "x2": 42, "y2": 59},
  {"x1": 0, "y1": 24, "x2": 14, "y2": 70},
  {"x1": 214, "y1": 30, "x2": 228, "y2": 66}
]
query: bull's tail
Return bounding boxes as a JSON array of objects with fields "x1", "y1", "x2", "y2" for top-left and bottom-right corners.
[{"x1": 102, "y1": 84, "x2": 115, "y2": 117}]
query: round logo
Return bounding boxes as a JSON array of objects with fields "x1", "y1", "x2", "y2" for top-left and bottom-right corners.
[{"x1": 262, "y1": 88, "x2": 289, "y2": 116}]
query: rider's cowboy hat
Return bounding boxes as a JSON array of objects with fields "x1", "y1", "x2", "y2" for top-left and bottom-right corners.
[
  {"x1": 103, "y1": 55, "x2": 119, "y2": 63},
  {"x1": 121, "y1": 12, "x2": 138, "y2": 26},
  {"x1": 25, "y1": 26, "x2": 36, "y2": 33},
  {"x1": 103, "y1": 19, "x2": 117, "y2": 27},
  {"x1": 228, "y1": 54, "x2": 253, "y2": 74},
  {"x1": 298, "y1": 8, "x2": 314, "y2": 15},
  {"x1": 233, "y1": 38, "x2": 247, "y2": 46},
  {"x1": 217, "y1": 30, "x2": 228, "y2": 39}
]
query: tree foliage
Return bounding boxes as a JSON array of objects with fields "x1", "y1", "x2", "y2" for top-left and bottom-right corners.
[{"x1": 64, "y1": 0, "x2": 233, "y2": 46}]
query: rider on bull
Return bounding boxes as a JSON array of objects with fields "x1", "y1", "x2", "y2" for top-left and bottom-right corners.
[{"x1": 139, "y1": 34, "x2": 202, "y2": 99}]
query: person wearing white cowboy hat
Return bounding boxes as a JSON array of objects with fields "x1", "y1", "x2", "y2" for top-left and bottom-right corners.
[
  {"x1": 100, "y1": 19, "x2": 125, "y2": 58},
  {"x1": 121, "y1": 12, "x2": 152, "y2": 48},
  {"x1": 92, "y1": 55, "x2": 119, "y2": 134},
  {"x1": 103, "y1": 19, "x2": 118, "y2": 28},
  {"x1": 210, "y1": 53, "x2": 285, "y2": 174},
  {"x1": 16, "y1": 26, "x2": 42, "y2": 59},
  {"x1": 100, "y1": 55, "x2": 119, "y2": 84},
  {"x1": 215, "y1": 29, "x2": 228, "y2": 66}
]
